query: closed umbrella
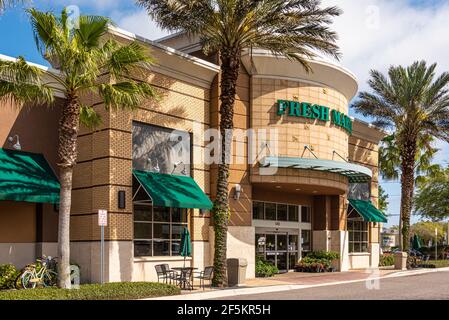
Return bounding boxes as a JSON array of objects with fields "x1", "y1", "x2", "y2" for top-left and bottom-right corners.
[
  {"x1": 413, "y1": 234, "x2": 422, "y2": 250},
  {"x1": 179, "y1": 227, "x2": 192, "y2": 268}
]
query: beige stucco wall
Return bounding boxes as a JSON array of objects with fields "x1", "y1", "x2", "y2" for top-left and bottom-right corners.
[
  {"x1": 349, "y1": 253, "x2": 371, "y2": 269},
  {"x1": 208, "y1": 226, "x2": 256, "y2": 281}
]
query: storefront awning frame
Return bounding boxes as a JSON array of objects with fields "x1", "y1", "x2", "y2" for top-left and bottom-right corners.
[
  {"x1": 132, "y1": 170, "x2": 213, "y2": 210},
  {"x1": 348, "y1": 199, "x2": 388, "y2": 223},
  {"x1": 260, "y1": 156, "x2": 372, "y2": 183},
  {"x1": 0, "y1": 148, "x2": 60, "y2": 204}
]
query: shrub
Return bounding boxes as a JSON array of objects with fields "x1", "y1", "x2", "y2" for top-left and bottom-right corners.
[
  {"x1": 379, "y1": 253, "x2": 394, "y2": 266},
  {"x1": 0, "y1": 282, "x2": 180, "y2": 300},
  {"x1": 255, "y1": 257, "x2": 279, "y2": 278},
  {"x1": 294, "y1": 251, "x2": 340, "y2": 273},
  {"x1": 306, "y1": 250, "x2": 340, "y2": 261},
  {"x1": 0, "y1": 265, "x2": 20, "y2": 290}
]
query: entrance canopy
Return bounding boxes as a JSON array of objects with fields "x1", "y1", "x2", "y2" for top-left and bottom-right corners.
[
  {"x1": 0, "y1": 148, "x2": 60, "y2": 204},
  {"x1": 133, "y1": 170, "x2": 213, "y2": 210},
  {"x1": 260, "y1": 156, "x2": 372, "y2": 183},
  {"x1": 348, "y1": 199, "x2": 387, "y2": 223}
]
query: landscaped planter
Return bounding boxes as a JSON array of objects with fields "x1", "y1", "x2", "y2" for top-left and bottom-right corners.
[{"x1": 293, "y1": 251, "x2": 340, "y2": 273}]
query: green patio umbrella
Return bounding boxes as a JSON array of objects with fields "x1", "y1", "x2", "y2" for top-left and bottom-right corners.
[
  {"x1": 179, "y1": 227, "x2": 192, "y2": 268},
  {"x1": 412, "y1": 234, "x2": 422, "y2": 250}
]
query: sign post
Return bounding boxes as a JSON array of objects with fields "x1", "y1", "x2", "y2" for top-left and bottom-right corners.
[
  {"x1": 435, "y1": 227, "x2": 438, "y2": 261},
  {"x1": 98, "y1": 209, "x2": 108, "y2": 284}
]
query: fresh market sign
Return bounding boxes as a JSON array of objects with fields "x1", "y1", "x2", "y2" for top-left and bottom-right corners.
[{"x1": 277, "y1": 100, "x2": 353, "y2": 134}]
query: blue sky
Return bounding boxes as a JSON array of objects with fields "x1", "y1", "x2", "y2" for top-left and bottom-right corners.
[{"x1": 1, "y1": 0, "x2": 448, "y2": 227}]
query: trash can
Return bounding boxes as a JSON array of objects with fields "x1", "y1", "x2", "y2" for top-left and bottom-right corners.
[
  {"x1": 394, "y1": 251, "x2": 408, "y2": 270},
  {"x1": 227, "y1": 258, "x2": 248, "y2": 287}
]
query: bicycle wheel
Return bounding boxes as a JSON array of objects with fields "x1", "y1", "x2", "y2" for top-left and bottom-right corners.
[
  {"x1": 43, "y1": 270, "x2": 57, "y2": 287},
  {"x1": 21, "y1": 270, "x2": 37, "y2": 289}
]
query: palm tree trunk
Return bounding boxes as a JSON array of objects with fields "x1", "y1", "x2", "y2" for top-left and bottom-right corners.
[
  {"x1": 212, "y1": 48, "x2": 241, "y2": 287},
  {"x1": 57, "y1": 94, "x2": 80, "y2": 289},
  {"x1": 400, "y1": 138, "x2": 417, "y2": 252}
]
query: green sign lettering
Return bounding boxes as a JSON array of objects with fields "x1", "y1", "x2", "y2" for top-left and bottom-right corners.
[{"x1": 277, "y1": 99, "x2": 352, "y2": 134}]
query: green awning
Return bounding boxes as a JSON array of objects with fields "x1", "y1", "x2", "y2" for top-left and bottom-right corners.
[
  {"x1": 349, "y1": 199, "x2": 387, "y2": 223},
  {"x1": 0, "y1": 148, "x2": 60, "y2": 204},
  {"x1": 133, "y1": 170, "x2": 213, "y2": 210},
  {"x1": 260, "y1": 157, "x2": 372, "y2": 183}
]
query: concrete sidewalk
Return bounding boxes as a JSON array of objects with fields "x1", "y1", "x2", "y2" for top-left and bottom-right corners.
[{"x1": 145, "y1": 267, "x2": 449, "y2": 300}]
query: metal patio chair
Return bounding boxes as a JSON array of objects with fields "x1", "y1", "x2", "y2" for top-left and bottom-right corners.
[
  {"x1": 161, "y1": 263, "x2": 177, "y2": 284},
  {"x1": 194, "y1": 266, "x2": 214, "y2": 290},
  {"x1": 155, "y1": 264, "x2": 169, "y2": 283}
]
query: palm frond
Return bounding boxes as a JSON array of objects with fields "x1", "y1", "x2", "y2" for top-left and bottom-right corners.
[
  {"x1": 27, "y1": 8, "x2": 64, "y2": 62},
  {"x1": 102, "y1": 40, "x2": 156, "y2": 80},
  {"x1": 138, "y1": 0, "x2": 342, "y2": 69},
  {"x1": 80, "y1": 105, "x2": 102, "y2": 128},
  {"x1": 97, "y1": 81, "x2": 158, "y2": 110},
  {"x1": 0, "y1": 56, "x2": 54, "y2": 105},
  {"x1": 136, "y1": 0, "x2": 212, "y2": 33},
  {"x1": 74, "y1": 15, "x2": 111, "y2": 49}
]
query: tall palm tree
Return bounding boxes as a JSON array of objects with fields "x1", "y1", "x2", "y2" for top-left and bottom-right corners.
[
  {"x1": 0, "y1": 8, "x2": 156, "y2": 288},
  {"x1": 137, "y1": 0, "x2": 342, "y2": 287},
  {"x1": 379, "y1": 133, "x2": 441, "y2": 187},
  {"x1": 353, "y1": 61, "x2": 449, "y2": 252}
]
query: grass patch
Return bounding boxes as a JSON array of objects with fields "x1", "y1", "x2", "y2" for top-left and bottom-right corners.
[{"x1": 0, "y1": 282, "x2": 180, "y2": 300}]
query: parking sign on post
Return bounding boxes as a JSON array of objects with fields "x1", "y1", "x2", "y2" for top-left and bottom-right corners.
[
  {"x1": 98, "y1": 209, "x2": 107, "y2": 284},
  {"x1": 98, "y1": 209, "x2": 108, "y2": 226}
]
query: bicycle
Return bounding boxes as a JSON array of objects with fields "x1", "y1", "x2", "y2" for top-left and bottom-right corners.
[{"x1": 19, "y1": 256, "x2": 58, "y2": 289}]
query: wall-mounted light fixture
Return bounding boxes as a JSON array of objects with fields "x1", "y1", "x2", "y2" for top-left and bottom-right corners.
[
  {"x1": 8, "y1": 135, "x2": 21, "y2": 150},
  {"x1": 118, "y1": 190, "x2": 126, "y2": 209},
  {"x1": 234, "y1": 184, "x2": 242, "y2": 200}
]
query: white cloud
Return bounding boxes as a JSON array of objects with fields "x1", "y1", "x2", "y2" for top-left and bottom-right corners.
[
  {"x1": 38, "y1": 0, "x2": 122, "y2": 11},
  {"x1": 323, "y1": 0, "x2": 449, "y2": 92},
  {"x1": 115, "y1": 9, "x2": 170, "y2": 41}
]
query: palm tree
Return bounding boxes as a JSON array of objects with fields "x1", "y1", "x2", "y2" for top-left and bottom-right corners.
[
  {"x1": 379, "y1": 133, "x2": 441, "y2": 187},
  {"x1": 0, "y1": 8, "x2": 156, "y2": 288},
  {"x1": 353, "y1": 61, "x2": 449, "y2": 252},
  {"x1": 137, "y1": 0, "x2": 342, "y2": 287}
]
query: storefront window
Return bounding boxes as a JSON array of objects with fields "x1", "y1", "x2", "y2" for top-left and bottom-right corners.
[
  {"x1": 132, "y1": 122, "x2": 191, "y2": 176},
  {"x1": 276, "y1": 204, "x2": 288, "y2": 221},
  {"x1": 252, "y1": 201, "x2": 303, "y2": 222},
  {"x1": 265, "y1": 203, "x2": 276, "y2": 221},
  {"x1": 348, "y1": 183, "x2": 370, "y2": 201},
  {"x1": 253, "y1": 201, "x2": 264, "y2": 220},
  {"x1": 348, "y1": 220, "x2": 369, "y2": 253},
  {"x1": 133, "y1": 205, "x2": 188, "y2": 257},
  {"x1": 288, "y1": 205, "x2": 298, "y2": 222},
  {"x1": 301, "y1": 230, "x2": 311, "y2": 254},
  {"x1": 301, "y1": 206, "x2": 311, "y2": 223}
]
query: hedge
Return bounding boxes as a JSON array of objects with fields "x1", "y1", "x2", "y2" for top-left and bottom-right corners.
[
  {"x1": 379, "y1": 254, "x2": 395, "y2": 267},
  {"x1": 0, "y1": 282, "x2": 180, "y2": 300},
  {"x1": 255, "y1": 256, "x2": 279, "y2": 277},
  {"x1": 0, "y1": 264, "x2": 20, "y2": 290}
]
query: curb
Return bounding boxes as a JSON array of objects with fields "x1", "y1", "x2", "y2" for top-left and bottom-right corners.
[{"x1": 145, "y1": 267, "x2": 449, "y2": 300}]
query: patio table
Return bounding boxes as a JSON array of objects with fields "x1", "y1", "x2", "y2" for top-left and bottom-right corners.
[{"x1": 171, "y1": 267, "x2": 198, "y2": 290}]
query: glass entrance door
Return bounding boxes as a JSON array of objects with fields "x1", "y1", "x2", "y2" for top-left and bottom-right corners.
[
  {"x1": 257, "y1": 232, "x2": 298, "y2": 272},
  {"x1": 276, "y1": 234, "x2": 288, "y2": 272}
]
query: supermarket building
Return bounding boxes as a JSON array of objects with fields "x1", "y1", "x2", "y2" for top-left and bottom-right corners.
[{"x1": 0, "y1": 27, "x2": 386, "y2": 283}]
